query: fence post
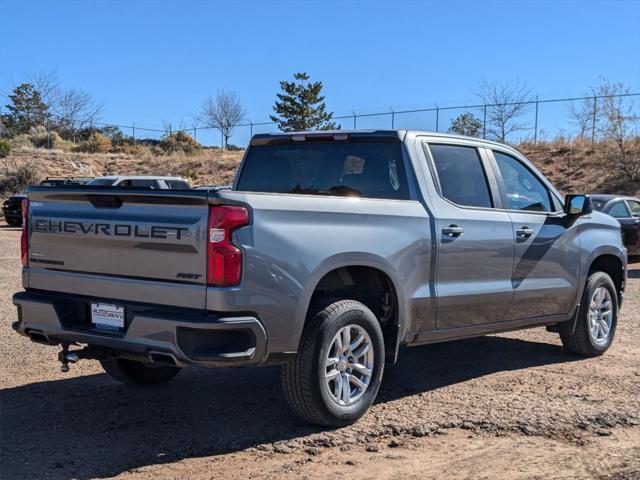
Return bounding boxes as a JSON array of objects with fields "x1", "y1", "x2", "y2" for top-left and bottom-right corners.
[
  {"x1": 435, "y1": 106, "x2": 439, "y2": 132},
  {"x1": 249, "y1": 120, "x2": 253, "y2": 138},
  {"x1": 591, "y1": 96, "x2": 597, "y2": 144},
  {"x1": 352, "y1": 111, "x2": 357, "y2": 130},
  {"x1": 390, "y1": 107, "x2": 395, "y2": 129},
  {"x1": 482, "y1": 105, "x2": 487, "y2": 139},
  {"x1": 132, "y1": 123, "x2": 136, "y2": 146},
  {"x1": 193, "y1": 127, "x2": 197, "y2": 140},
  {"x1": 534, "y1": 98, "x2": 539, "y2": 144}
]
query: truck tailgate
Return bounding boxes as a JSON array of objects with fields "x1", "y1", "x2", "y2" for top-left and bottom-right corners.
[{"x1": 25, "y1": 188, "x2": 210, "y2": 305}]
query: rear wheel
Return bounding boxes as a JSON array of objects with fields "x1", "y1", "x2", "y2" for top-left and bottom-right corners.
[
  {"x1": 281, "y1": 299, "x2": 385, "y2": 427},
  {"x1": 560, "y1": 271, "x2": 618, "y2": 356},
  {"x1": 100, "y1": 357, "x2": 181, "y2": 386}
]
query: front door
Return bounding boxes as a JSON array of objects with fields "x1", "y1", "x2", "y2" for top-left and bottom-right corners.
[
  {"x1": 425, "y1": 143, "x2": 515, "y2": 329},
  {"x1": 490, "y1": 150, "x2": 580, "y2": 320}
]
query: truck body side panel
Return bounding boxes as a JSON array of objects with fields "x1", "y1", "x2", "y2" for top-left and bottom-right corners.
[{"x1": 212, "y1": 191, "x2": 432, "y2": 353}]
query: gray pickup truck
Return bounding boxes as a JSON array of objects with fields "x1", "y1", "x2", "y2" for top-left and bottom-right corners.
[{"x1": 13, "y1": 130, "x2": 626, "y2": 427}]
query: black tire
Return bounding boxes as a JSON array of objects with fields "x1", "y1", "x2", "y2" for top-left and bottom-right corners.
[
  {"x1": 560, "y1": 271, "x2": 618, "y2": 356},
  {"x1": 281, "y1": 299, "x2": 385, "y2": 427},
  {"x1": 100, "y1": 357, "x2": 181, "y2": 386}
]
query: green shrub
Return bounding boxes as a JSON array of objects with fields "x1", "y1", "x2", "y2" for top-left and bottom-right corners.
[
  {"x1": 159, "y1": 131, "x2": 201, "y2": 155},
  {"x1": 0, "y1": 139, "x2": 11, "y2": 157},
  {"x1": 75, "y1": 133, "x2": 112, "y2": 153}
]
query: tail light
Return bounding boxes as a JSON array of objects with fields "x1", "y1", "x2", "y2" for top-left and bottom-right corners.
[
  {"x1": 20, "y1": 198, "x2": 29, "y2": 267},
  {"x1": 206, "y1": 205, "x2": 249, "y2": 286}
]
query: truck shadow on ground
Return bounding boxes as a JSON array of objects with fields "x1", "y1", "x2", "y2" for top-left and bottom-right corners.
[{"x1": 1, "y1": 335, "x2": 581, "y2": 480}]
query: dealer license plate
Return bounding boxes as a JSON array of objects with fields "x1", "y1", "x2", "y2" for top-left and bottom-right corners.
[{"x1": 91, "y1": 303, "x2": 125, "y2": 331}]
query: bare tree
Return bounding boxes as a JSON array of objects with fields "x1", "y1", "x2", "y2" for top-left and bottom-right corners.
[
  {"x1": 475, "y1": 79, "x2": 532, "y2": 142},
  {"x1": 55, "y1": 88, "x2": 103, "y2": 135},
  {"x1": 595, "y1": 80, "x2": 640, "y2": 181},
  {"x1": 27, "y1": 70, "x2": 61, "y2": 109},
  {"x1": 567, "y1": 96, "x2": 596, "y2": 139},
  {"x1": 197, "y1": 90, "x2": 246, "y2": 149}
]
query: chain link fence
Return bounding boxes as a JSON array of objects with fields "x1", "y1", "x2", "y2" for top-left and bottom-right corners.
[{"x1": 6, "y1": 92, "x2": 639, "y2": 150}]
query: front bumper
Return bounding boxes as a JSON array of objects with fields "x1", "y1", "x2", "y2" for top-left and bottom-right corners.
[{"x1": 12, "y1": 290, "x2": 268, "y2": 367}]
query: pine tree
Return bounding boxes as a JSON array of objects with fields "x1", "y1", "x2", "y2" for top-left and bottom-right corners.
[
  {"x1": 3, "y1": 83, "x2": 51, "y2": 135},
  {"x1": 270, "y1": 73, "x2": 337, "y2": 132},
  {"x1": 448, "y1": 112, "x2": 483, "y2": 137}
]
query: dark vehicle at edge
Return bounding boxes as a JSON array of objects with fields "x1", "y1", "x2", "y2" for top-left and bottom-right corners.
[
  {"x1": 592, "y1": 194, "x2": 640, "y2": 256},
  {"x1": 1, "y1": 194, "x2": 27, "y2": 227}
]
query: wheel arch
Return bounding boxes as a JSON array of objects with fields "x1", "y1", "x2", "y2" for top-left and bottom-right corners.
[
  {"x1": 294, "y1": 254, "x2": 406, "y2": 364},
  {"x1": 588, "y1": 253, "x2": 625, "y2": 304}
]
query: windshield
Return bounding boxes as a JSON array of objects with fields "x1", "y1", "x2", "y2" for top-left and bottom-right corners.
[{"x1": 236, "y1": 139, "x2": 409, "y2": 200}]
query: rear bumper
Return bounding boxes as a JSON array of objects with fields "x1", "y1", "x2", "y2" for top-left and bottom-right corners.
[{"x1": 12, "y1": 290, "x2": 268, "y2": 367}]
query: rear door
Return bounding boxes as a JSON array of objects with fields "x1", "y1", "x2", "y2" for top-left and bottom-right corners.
[
  {"x1": 607, "y1": 201, "x2": 639, "y2": 250},
  {"x1": 423, "y1": 141, "x2": 514, "y2": 329},
  {"x1": 488, "y1": 149, "x2": 580, "y2": 320},
  {"x1": 624, "y1": 200, "x2": 640, "y2": 252}
]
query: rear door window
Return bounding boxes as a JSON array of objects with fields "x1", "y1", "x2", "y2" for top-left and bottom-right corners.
[
  {"x1": 608, "y1": 202, "x2": 631, "y2": 218},
  {"x1": 236, "y1": 139, "x2": 409, "y2": 200},
  {"x1": 626, "y1": 200, "x2": 640, "y2": 217},
  {"x1": 428, "y1": 144, "x2": 493, "y2": 208}
]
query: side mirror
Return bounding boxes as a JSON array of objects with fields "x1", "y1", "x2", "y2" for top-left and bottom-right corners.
[{"x1": 564, "y1": 194, "x2": 593, "y2": 216}]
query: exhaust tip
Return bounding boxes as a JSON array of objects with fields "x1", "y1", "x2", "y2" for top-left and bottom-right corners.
[
  {"x1": 148, "y1": 351, "x2": 179, "y2": 367},
  {"x1": 26, "y1": 330, "x2": 51, "y2": 345}
]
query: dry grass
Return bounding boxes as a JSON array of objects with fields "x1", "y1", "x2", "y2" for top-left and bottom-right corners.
[{"x1": 2, "y1": 147, "x2": 243, "y2": 189}]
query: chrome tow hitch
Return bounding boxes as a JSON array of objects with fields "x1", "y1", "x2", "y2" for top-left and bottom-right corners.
[
  {"x1": 57, "y1": 344, "x2": 106, "y2": 372},
  {"x1": 58, "y1": 344, "x2": 80, "y2": 372}
]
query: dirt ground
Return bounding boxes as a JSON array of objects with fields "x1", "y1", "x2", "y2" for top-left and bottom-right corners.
[{"x1": 1, "y1": 226, "x2": 638, "y2": 480}]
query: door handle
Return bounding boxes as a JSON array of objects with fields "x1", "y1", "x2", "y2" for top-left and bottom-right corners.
[
  {"x1": 442, "y1": 225, "x2": 464, "y2": 237},
  {"x1": 516, "y1": 226, "x2": 534, "y2": 238}
]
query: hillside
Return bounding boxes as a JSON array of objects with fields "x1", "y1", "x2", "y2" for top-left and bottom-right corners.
[
  {"x1": 2, "y1": 147, "x2": 243, "y2": 188},
  {"x1": 1, "y1": 139, "x2": 638, "y2": 199}
]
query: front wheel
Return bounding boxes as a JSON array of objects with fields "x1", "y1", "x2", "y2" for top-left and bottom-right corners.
[
  {"x1": 560, "y1": 271, "x2": 618, "y2": 356},
  {"x1": 281, "y1": 300, "x2": 385, "y2": 427},
  {"x1": 100, "y1": 357, "x2": 181, "y2": 386}
]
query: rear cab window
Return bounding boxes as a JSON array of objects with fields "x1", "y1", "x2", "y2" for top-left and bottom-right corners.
[
  {"x1": 236, "y1": 137, "x2": 410, "y2": 200},
  {"x1": 117, "y1": 179, "x2": 157, "y2": 188}
]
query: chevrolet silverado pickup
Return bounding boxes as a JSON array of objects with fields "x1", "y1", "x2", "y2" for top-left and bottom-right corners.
[{"x1": 13, "y1": 130, "x2": 627, "y2": 427}]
